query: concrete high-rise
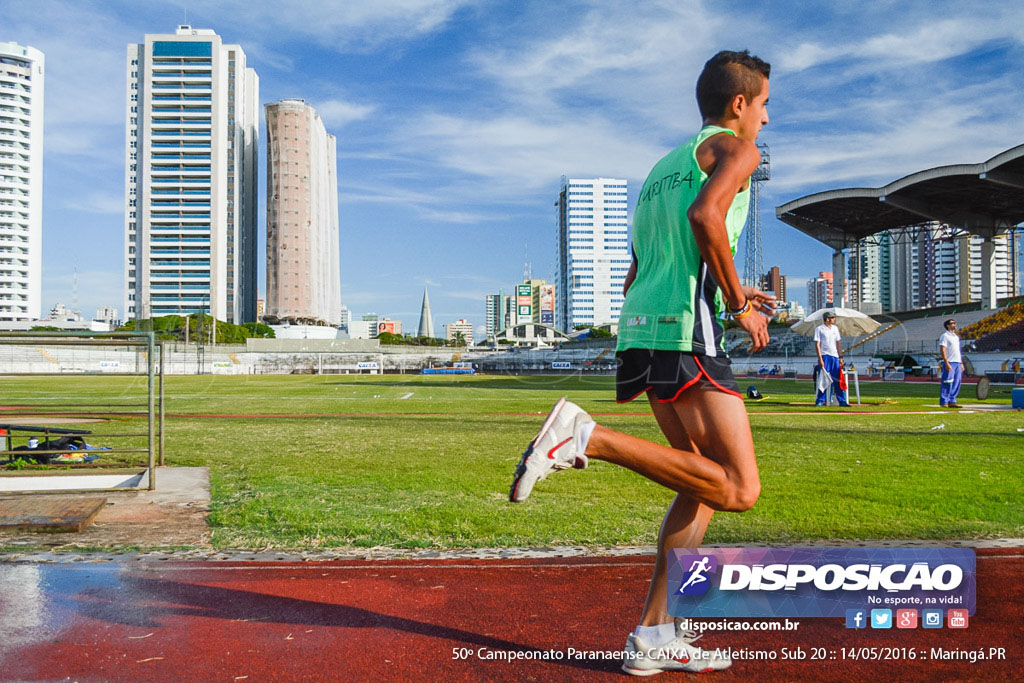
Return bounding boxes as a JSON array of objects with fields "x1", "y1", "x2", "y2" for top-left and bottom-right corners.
[
  {"x1": 264, "y1": 99, "x2": 340, "y2": 326},
  {"x1": 124, "y1": 26, "x2": 258, "y2": 323},
  {"x1": 556, "y1": 177, "x2": 631, "y2": 331},
  {"x1": 807, "y1": 272, "x2": 834, "y2": 312},
  {"x1": 485, "y1": 292, "x2": 511, "y2": 337},
  {"x1": 759, "y1": 266, "x2": 787, "y2": 304},
  {"x1": 0, "y1": 42, "x2": 43, "y2": 321}
]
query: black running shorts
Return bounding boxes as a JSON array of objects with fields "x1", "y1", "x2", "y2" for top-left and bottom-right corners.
[{"x1": 615, "y1": 349, "x2": 741, "y2": 403}]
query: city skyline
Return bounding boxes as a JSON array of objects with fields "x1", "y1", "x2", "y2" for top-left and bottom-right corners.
[{"x1": 6, "y1": 1, "x2": 1024, "y2": 334}]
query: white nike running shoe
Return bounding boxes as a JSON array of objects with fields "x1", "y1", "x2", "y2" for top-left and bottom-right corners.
[
  {"x1": 621, "y1": 627, "x2": 732, "y2": 676},
  {"x1": 509, "y1": 397, "x2": 592, "y2": 503}
]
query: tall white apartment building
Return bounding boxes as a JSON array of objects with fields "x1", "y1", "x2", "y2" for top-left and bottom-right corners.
[
  {"x1": 846, "y1": 226, "x2": 1014, "y2": 312},
  {"x1": 555, "y1": 178, "x2": 631, "y2": 331},
  {"x1": 445, "y1": 319, "x2": 473, "y2": 343},
  {"x1": 807, "y1": 272, "x2": 834, "y2": 312},
  {"x1": 338, "y1": 304, "x2": 350, "y2": 334},
  {"x1": 0, "y1": 42, "x2": 43, "y2": 321},
  {"x1": 264, "y1": 99, "x2": 340, "y2": 327},
  {"x1": 485, "y1": 292, "x2": 512, "y2": 336},
  {"x1": 124, "y1": 26, "x2": 258, "y2": 323}
]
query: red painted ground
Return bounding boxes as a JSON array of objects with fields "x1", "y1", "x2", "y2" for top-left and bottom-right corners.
[
  {"x1": 0, "y1": 549, "x2": 1020, "y2": 681},
  {"x1": 0, "y1": 408, "x2": 1007, "y2": 420}
]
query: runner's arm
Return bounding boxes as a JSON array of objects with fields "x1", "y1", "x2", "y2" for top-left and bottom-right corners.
[
  {"x1": 687, "y1": 136, "x2": 768, "y2": 350},
  {"x1": 623, "y1": 253, "x2": 637, "y2": 296}
]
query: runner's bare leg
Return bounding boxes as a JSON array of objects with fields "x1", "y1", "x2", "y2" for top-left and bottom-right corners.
[
  {"x1": 636, "y1": 391, "x2": 714, "y2": 625},
  {"x1": 584, "y1": 386, "x2": 760, "y2": 512},
  {"x1": 584, "y1": 385, "x2": 759, "y2": 625}
]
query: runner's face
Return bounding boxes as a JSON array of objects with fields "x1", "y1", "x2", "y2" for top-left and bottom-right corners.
[{"x1": 738, "y1": 77, "x2": 770, "y2": 142}]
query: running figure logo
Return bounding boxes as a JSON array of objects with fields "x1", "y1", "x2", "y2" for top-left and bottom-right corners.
[{"x1": 677, "y1": 555, "x2": 718, "y2": 596}]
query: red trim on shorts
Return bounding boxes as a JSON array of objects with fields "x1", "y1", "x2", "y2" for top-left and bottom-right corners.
[
  {"x1": 616, "y1": 386, "x2": 653, "y2": 404},
  {"x1": 692, "y1": 356, "x2": 743, "y2": 398},
  {"x1": 657, "y1": 372, "x2": 704, "y2": 403}
]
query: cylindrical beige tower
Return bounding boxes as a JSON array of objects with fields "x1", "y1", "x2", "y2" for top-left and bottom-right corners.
[{"x1": 265, "y1": 99, "x2": 340, "y2": 326}]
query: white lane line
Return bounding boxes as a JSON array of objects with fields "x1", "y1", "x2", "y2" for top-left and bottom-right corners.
[
  {"x1": 131, "y1": 555, "x2": 1024, "y2": 571},
  {"x1": 399, "y1": 393, "x2": 414, "y2": 400},
  {"x1": 136, "y1": 561, "x2": 651, "y2": 571}
]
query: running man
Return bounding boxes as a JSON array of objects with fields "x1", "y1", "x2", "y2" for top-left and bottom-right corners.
[{"x1": 509, "y1": 50, "x2": 775, "y2": 675}]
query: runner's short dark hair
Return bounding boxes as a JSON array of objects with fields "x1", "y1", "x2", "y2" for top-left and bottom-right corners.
[{"x1": 696, "y1": 50, "x2": 771, "y2": 119}]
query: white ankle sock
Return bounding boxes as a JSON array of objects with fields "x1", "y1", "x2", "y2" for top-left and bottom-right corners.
[
  {"x1": 634, "y1": 622, "x2": 676, "y2": 647},
  {"x1": 576, "y1": 421, "x2": 595, "y2": 453}
]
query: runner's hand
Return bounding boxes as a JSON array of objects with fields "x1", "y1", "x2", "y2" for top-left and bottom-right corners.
[
  {"x1": 736, "y1": 286, "x2": 773, "y2": 352},
  {"x1": 738, "y1": 304, "x2": 771, "y2": 352},
  {"x1": 741, "y1": 286, "x2": 777, "y2": 317}
]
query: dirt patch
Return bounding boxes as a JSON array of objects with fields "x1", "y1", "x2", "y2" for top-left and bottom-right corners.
[
  {"x1": 0, "y1": 467, "x2": 210, "y2": 549},
  {"x1": 0, "y1": 417, "x2": 109, "y2": 425}
]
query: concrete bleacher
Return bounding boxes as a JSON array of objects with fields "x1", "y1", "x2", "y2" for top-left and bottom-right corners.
[
  {"x1": 847, "y1": 308, "x2": 993, "y2": 355},
  {"x1": 973, "y1": 320, "x2": 1024, "y2": 351},
  {"x1": 960, "y1": 303, "x2": 1024, "y2": 345}
]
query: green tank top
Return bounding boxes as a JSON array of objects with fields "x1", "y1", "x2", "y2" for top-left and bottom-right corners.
[{"x1": 616, "y1": 125, "x2": 750, "y2": 355}]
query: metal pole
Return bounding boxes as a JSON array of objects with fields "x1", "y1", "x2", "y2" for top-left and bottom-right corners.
[
  {"x1": 147, "y1": 331, "x2": 156, "y2": 490},
  {"x1": 159, "y1": 340, "x2": 166, "y2": 466}
]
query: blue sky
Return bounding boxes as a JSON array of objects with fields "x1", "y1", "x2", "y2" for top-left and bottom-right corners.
[{"x1": 7, "y1": 0, "x2": 1024, "y2": 335}]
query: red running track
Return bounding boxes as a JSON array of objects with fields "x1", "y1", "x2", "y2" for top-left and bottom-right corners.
[{"x1": 0, "y1": 549, "x2": 1020, "y2": 681}]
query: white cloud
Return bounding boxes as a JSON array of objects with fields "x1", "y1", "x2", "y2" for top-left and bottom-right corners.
[
  {"x1": 769, "y1": 80, "x2": 1019, "y2": 192},
  {"x1": 315, "y1": 99, "x2": 376, "y2": 127},
  {"x1": 62, "y1": 192, "x2": 124, "y2": 215},
  {"x1": 400, "y1": 112, "x2": 667, "y2": 193},
  {"x1": 168, "y1": 0, "x2": 473, "y2": 52}
]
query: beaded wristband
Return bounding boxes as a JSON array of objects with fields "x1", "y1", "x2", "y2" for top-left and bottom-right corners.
[{"x1": 730, "y1": 299, "x2": 754, "y2": 320}]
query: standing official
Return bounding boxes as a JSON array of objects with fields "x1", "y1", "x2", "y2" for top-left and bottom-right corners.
[
  {"x1": 814, "y1": 311, "x2": 849, "y2": 407},
  {"x1": 939, "y1": 319, "x2": 963, "y2": 408}
]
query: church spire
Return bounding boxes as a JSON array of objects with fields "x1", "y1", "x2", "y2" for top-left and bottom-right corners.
[{"x1": 417, "y1": 287, "x2": 434, "y2": 338}]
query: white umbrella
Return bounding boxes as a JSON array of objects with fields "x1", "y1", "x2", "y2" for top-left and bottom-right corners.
[{"x1": 792, "y1": 307, "x2": 881, "y2": 338}]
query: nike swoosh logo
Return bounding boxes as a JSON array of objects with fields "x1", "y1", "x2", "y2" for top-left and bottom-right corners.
[{"x1": 547, "y1": 437, "x2": 572, "y2": 459}]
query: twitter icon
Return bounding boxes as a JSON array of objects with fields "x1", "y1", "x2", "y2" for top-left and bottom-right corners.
[{"x1": 870, "y1": 609, "x2": 892, "y2": 629}]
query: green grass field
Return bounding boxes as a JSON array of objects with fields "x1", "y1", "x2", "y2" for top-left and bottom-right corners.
[{"x1": 2, "y1": 373, "x2": 1022, "y2": 549}]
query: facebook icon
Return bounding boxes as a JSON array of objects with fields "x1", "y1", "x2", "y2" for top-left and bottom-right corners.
[{"x1": 845, "y1": 609, "x2": 866, "y2": 629}]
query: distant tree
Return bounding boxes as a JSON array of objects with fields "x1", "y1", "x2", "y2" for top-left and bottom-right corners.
[
  {"x1": 243, "y1": 322, "x2": 276, "y2": 338},
  {"x1": 119, "y1": 315, "x2": 269, "y2": 343}
]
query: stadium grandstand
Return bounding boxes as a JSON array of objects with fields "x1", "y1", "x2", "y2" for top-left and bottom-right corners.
[{"x1": 777, "y1": 143, "x2": 1024, "y2": 313}]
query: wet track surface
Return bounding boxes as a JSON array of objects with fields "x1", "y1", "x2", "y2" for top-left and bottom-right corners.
[{"x1": 0, "y1": 550, "x2": 1020, "y2": 681}]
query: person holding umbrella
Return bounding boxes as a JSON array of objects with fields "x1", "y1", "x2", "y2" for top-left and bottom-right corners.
[{"x1": 814, "y1": 311, "x2": 849, "y2": 407}]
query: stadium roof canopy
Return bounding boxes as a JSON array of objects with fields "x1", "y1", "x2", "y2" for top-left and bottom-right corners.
[{"x1": 776, "y1": 143, "x2": 1024, "y2": 250}]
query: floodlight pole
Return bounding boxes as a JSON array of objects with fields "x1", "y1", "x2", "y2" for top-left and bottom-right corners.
[{"x1": 742, "y1": 143, "x2": 770, "y2": 289}]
